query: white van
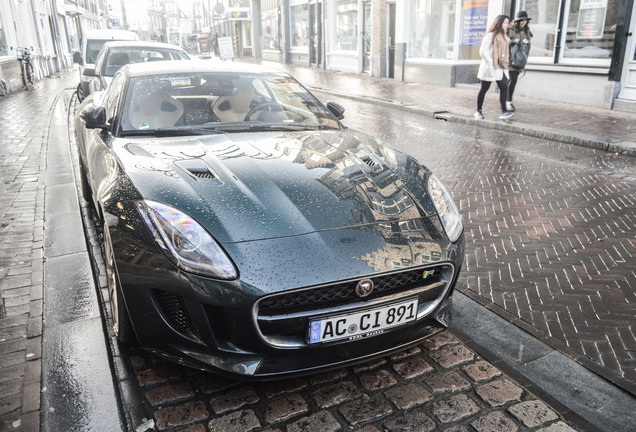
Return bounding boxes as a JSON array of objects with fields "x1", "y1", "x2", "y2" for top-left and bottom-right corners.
[{"x1": 75, "y1": 29, "x2": 139, "y2": 101}]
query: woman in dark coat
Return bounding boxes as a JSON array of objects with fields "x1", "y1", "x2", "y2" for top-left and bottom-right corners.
[{"x1": 507, "y1": 11, "x2": 533, "y2": 112}]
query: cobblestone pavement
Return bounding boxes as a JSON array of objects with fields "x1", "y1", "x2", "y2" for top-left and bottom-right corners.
[{"x1": 115, "y1": 331, "x2": 588, "y2": 432}]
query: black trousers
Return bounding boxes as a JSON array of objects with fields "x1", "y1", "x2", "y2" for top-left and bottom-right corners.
[
  {"x1": 508, "y1": 70, "x2": 520, "y2": 102},
  {"x1": 477, "y1": 75, "x2": 509, "y2": 113}
]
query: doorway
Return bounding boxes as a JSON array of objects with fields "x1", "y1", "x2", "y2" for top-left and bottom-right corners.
[{"x1": 618, "y1": 7, "x2": 636, "y2": 100}]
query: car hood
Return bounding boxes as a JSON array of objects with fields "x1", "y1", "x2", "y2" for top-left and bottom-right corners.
[{"x1": 112, "y1": 129, "x2": 437, "y2": 243}]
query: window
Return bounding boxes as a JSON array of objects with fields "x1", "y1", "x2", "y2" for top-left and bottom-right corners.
[
  {"x1": 290, "y1": 4, "x2": 308, "y2": 47},
  {"x1": 336, "y1": 0, "x2": 357, "y2": 51},
  {"x1": 517, "y1": 0, "x2": 618, "y2": 64},
  {"x1": 409, "y1": 0, "x2": 456, "y2": 60},
  {"x1": 104, "y1": 73, "x2": 126, "y2": 126},
  {"x1": 262, "y1": 0, "x2": 281, "y2": 50},
  {"x1": 563, "y1": 0, "x2": 618, "y2": 61}
]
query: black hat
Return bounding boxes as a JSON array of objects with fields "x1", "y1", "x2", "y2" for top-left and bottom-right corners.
[{"x1": 514, "y1": 11, "x2": 531, "y2": 22}]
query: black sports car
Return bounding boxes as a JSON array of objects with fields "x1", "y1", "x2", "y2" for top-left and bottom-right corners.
[{"x1": 74, "y1": 61, "x2": 465, "y2": 379}]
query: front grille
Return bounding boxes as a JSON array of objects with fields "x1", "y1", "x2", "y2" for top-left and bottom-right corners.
[
  {"x1": 153, "y1": 290, "x2": 194, "y2": 335},
  {"x1": 259, "y1": 266, "x2": 447, "y2": 314},
  {"x1": 257, "y1": 265, "x2": 454, "y2": 346}
]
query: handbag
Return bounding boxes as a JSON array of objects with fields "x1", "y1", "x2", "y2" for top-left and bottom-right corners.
[{"x1": 511, "y1": 42, "x2": 530, "y2": 69}]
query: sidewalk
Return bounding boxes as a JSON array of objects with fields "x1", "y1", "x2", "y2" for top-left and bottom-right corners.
[
  {"x1": 0, "y1": 62, "x2": 634, "y2": 432},
  {"x1": 238, "y1": 58, "x2": 636, "y2": 157},
  {"x1": 0, "y1": 69, "x2": 122, "y2": 432}
]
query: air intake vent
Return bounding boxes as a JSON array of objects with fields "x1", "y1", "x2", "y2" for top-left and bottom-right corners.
[
  {"x1": 189, "y1": 168, "x2": 217, "y2": 179},
  {"x1": 153, "y1": 290, "x2": 194, "y2": 335},
  {"x1": 361, "y1": 155, "x2": 379, "y2": 168},
  {"x1": 174, "y1": 159, "x2": 223, "y2": 184},
  {"x1": 358, "y1": 153, "x2": 383, "y2": 172}
]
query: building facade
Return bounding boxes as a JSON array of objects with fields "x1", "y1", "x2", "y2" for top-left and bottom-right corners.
[
  {"x1": 0, "y1": 0, "x2": 106, "y2": 95},
  {"x1": 250, "y1": 0, "x2": 636, "y2": 112}
]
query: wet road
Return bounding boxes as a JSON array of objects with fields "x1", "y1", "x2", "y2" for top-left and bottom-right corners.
[
  {"x1": 324, "y1": 92, "x2": 636, "y2": 383},
  {"x1": 70, "y1": 94, "x2": 635, "y2": 432}
]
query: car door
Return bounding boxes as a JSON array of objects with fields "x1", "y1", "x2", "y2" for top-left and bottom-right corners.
[{"x1": 82, "y1": 72, "x2": 128, "y2": 208}]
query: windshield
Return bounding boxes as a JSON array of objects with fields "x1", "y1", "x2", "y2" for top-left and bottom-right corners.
[
  {"x1": 104, "y1": 48, "x2": 189, "y2": 76},
  {"x1": 120, "y1": 72, "x2": 343, "y2": 134}
]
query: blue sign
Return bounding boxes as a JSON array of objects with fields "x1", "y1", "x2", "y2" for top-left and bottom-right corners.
[{"x1": 462, "y1": 1, "x2": 489, "y2": 46}]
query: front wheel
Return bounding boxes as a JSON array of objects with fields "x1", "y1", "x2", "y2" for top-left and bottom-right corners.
[
  {"x1": 103, "y1": 223, "x2": 136, "y2": 345},
  {"x1": 20, "y1": 62, "x2": 30, "y2": 90},
  {"x1": 25, "y1": 63, "x2": 35, "y2": 85},
  {"x1": 76, "y1": 83, "x2": 86, "y2": 102}
]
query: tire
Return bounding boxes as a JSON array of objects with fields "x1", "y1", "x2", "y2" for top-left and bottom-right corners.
[
  {"x1": 21, "y1": 62, "x2": 29, "y2": 90},
  {"x1": 26, "y1": 63, "x2": 34, "y2": 85},
  {"x1": 76, "y1": 83, "x2": 86, "y2": 102},
  {"x1": 103, "y1": 223, "x2": 136, "y2": 345}
]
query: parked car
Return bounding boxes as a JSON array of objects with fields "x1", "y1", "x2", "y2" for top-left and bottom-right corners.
[
  {"x1": 74, "y1": 29, "x2": 139, "y2": 102},
  {"x1": 74, "y1": 61, "x2": 465, "y2": 379},
  {"x1": 84, "y1": 41, "x2": 190, "y2": 97}
]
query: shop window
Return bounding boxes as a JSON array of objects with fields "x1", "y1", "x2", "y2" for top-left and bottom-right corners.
[
  {"x1": 336, "y1": 0, "x2": 357, "y2": 51},
  {"x1": 262, "y1": 0, "x2": 281, "y2": 50},
  {"x1": 409, "y1": 0, "x2": 456, "y2": 60},
  {"x1": 517, "y1": 0, "x2": 559, "y2": 58},
  {"x1": 459, "y1": 0, "x2": 487, "y2": 60},
  {"x1": 563, "y1": 0, "x2": 618, "y2": 61},
  {"x1": 517, "y1": 0, "x2": 618, "y2": 64},
  {"x1": 291, "y1": 4, "x2": 308, "y2": 47}
]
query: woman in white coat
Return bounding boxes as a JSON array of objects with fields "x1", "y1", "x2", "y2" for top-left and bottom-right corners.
[{"x1": 474, "y1": 15, "x2": 514, "y2": 120}]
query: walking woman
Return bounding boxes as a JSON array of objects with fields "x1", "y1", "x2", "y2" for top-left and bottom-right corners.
[
  {"x1": 474, "y1": 15, "x2": 514, "y2": 120},
  {"x1": 507, "y1": 11, "x2": 533, "y2": 112}
]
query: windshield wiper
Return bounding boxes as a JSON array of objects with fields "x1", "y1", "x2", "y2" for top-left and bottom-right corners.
[
  {"x1": 119, "y1": 127, "x2": 228, "y2": 137},
  {"x1": 214, "y1": 124, "x2": 331, "y2": 133}
]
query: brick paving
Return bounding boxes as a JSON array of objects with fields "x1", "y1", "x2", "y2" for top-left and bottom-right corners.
[
  {"x1": 0, "y1": 73, "x2": 75, "y2": 431},
  {"x1": 330, "y1": 95, "x2": 636, "y2": 397}
]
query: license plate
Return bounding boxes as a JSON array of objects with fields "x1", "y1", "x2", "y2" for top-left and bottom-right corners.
[{"x1": 308, "y1": 298, "x2": 419, "y2": 344}]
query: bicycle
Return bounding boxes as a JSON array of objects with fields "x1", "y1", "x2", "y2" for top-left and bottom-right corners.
[{"x1": 15, "y1": 47, "x2": 35, "y2": 90}]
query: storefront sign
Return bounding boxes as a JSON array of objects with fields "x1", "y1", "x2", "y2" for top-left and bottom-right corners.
[
  {"x1": 218, "y1": 36, "x2": 234, "y2": 60},
  {"x1": 461, "y1": 0, "x2": 489, "y2": 46},
  {"x1": 577, "y1": 0, "x2": 607, "y2": 38}
]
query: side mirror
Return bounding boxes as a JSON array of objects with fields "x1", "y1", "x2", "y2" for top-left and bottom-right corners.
[
  {"x1": 326, "y1": 102, "x2": 345, "y2": 120},
  {"x1": 80, "y1": 105, "x2": 108, "y2": 130},
  {"x1": 83, "y1": 67, "x2": 96, "y2": 77},
  {"x1": 73, "y1": 51, "x2": 82, "y2": 64}
]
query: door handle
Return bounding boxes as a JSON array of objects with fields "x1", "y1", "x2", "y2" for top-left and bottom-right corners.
[{"x1": 627, "y1": 32, "x2": 633, "y2": 37}]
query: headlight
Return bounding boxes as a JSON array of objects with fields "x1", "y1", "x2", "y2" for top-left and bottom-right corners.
[
  {"x1": 137, "y1": 200, "x2": 238, "y2": 280},
  {"x1": 428, "y1": 175, "x2": 463, "y2": 243}
]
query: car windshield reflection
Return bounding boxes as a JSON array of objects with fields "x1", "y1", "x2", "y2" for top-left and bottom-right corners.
[{"x1": 121, "y1": 72, "x2": 343, "y2": 134}]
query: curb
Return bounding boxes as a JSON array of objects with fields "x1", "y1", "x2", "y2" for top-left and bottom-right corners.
[{"x1": 310, "y1": 87, "x2": 636, "y2": 157}]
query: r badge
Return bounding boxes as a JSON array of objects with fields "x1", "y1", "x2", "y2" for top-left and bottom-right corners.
[{"x1": 355, "y1": 279, "x2": 374, "y2": 298}]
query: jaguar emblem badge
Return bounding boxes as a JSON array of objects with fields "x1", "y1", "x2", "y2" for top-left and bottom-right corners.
[{"x1": 356, "y1": 279, "x2": 374, "y2": 298}]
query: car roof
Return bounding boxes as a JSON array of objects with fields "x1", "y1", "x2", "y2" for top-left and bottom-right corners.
[
  {"x1": 85, "y1": 29, "x2": 139, "y2": 40},
  {"x1": 121, "y1": 60, "x2": 289, "y2": 78},
  {"x1": 101, "y1": 41, "x2": 187, "y2": 51}
]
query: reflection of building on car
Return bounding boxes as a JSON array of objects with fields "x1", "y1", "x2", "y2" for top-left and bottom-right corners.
[{"x1": 74, "y1": 61, "x2": 464, "y2": 379}]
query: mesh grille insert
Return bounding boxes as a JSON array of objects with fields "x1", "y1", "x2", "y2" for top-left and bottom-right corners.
[{"x1": 153, "y1": 290, "x2": 194, "y2": 334}]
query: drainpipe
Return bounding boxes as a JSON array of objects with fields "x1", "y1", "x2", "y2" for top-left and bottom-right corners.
[{"x1": 553, "y1": 1, "x2": 568, "y2": 63}]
